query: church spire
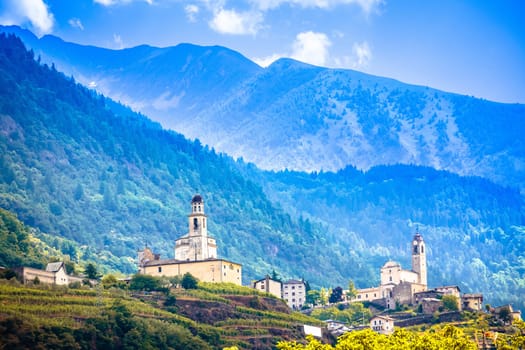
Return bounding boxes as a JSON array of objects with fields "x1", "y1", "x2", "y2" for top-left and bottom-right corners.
[{"x1": 411, "y1": 229, "x2": 427, "y2": 287}]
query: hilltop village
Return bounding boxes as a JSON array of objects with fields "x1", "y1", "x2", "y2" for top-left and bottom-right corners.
[{"x1": 10, "y1": 194, "x2": 522, "y2": 338}]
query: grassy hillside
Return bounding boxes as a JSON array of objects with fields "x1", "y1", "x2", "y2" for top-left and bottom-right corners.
[{"x1": 0, "y1": 280, "x2": 323, "y2": 349}]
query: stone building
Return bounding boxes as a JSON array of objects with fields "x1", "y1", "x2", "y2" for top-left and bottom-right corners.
[
  {"x1": 353, "y1": 231, "x2": 427, "y2": 309},
  {"x1": 252, "y1": 275, "x2": 282, "y2": 299},
  {"x1": 282, "y1": 279, "x2": 306, "y2": 309},
  {"x1": 14, "y1": 262, "x2": 84, "y2": 286},
  {"x1": 435, "y1": 285, "x2": 461, "y2": 299},
  {"x1": 462, "y1": 293, "x2": 483, "y2": 311},
  {"x1": 370, "y1": 315, "x2": 395, "y2": 334},
  {"x1": 138, "y1": 195, "x2": 242, "y2": 285}
]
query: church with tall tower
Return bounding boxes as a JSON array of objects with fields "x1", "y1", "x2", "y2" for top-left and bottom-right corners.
[
  {"x1": 137, "y1": 195, "x2": 242, "y2": 285},
  {"x1": 174, "y1": 195, "x2": 217, "y2": 261},
  {"x1": 352, "y1": 230, "x2": 428, "y2": 309}
]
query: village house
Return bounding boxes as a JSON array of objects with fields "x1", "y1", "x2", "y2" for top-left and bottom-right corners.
[
  {"x1": 14, "y1": 262, "x2": 85, "y2": 286},
  {"x1": 282, "y1": 279, "x2": 306, "y2": 309},
  {"x1": 435, "y1": 285, "x2": 461, "y2": 299},
  {"x1": 324, "y1": 319, "x2": 351, "y2": 337},
  {"x1": 138, "y1": 195, "x2": 242, "y2": 285},
  {"x1": 492, "y1": 304, "x2": 522, "y2": 323},
  {"x1": 462, "y1": 293, "x2": 483, "y2": 311},
  {"x1": 413, "y1": 289, "x2": 444, "y2": 305},
  {"x1": 421, "y1": 298, "x2": 442, "y2": 314},
  {"x1": 370, "y1": 315, "x2": 395, "y2": 334},
  {"x1": 252, "y1": 275, "x2": 282, "y2": 299}
]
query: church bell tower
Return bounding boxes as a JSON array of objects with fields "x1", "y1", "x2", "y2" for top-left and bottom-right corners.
[
  {"x1": 174, "y1": 194, "x2": 217, "y2": 261},
  {"x1": 411, "y1": 231, "x2": 427, "y2": 287},
  {"x1": 189, "y1": 194, "x2": 207, "y2": 237}
]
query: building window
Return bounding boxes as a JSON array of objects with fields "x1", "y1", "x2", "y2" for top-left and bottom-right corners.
[{"x1": 158, "y1": 267, "x2": 162, "y2": 273}]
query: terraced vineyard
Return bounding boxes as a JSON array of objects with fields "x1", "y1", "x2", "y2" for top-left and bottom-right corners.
[{"x1": 0, "y1": 280, "x2": 324, "y2": 349}]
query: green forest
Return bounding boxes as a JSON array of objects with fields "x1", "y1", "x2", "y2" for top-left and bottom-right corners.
[
  {"x1": 0, "y1": 32, "x2": 524, "y2": 314},
  {"x1": 0, "y1": 33, "x2": 359, "y2": 284}
]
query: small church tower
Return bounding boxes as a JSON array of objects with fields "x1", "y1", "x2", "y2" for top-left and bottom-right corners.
[
  {"x1": 411, "y1": 231, "x2": 427, "y2": 287},
  {"x1": 174, "y1": 194, "x2": 217, "y2": 261},
  {"x1": 189, "y1": 194, "x2": 207, "y2": 237}
]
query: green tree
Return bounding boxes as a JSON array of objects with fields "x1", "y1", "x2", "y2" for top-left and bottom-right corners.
[
  {"x1": 329, "y1": 286, "x2": 344, "y2": 304},
  {"x1": 306, "y1": 290, "x2": 321, "y2": 306},
  {"x1": 181, "y1": 272, "x2": 198, "y2": 289},
  {"x1": 164, "y1": 294, "x2": 177, "y2": 306},
  {"x1": 169, "y1": 275, "x2": 181, "y2": 288},
  {"x1": 129, "y1": 274, "x2": 162, "y2": 291},
  {"x1": 442, "y1": 295, "x2": 459, "y2": 311},
  {"x1": 319, "y1": 288, "x2": 329, "y2": 306},
  {"x1": 101, "y1": 274, "x2": 118, "y2": 289},
  {"x1": 84, "y1": 263, "x2": 100, "y2": 280},
  {"x1": 271, "y1": 269, "x2": 282, "y2": 282},
  {"x1": 498, "y1": 307, "x2": 512, "y2": 324},
  {"x1": 64, "y1": 261, "x2": 76, "y2": 275},
  {"x1": 347, "y1": 280, "x2": 357, "y2": 300}
]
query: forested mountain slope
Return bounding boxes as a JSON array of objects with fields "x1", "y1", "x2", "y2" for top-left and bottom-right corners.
[
  {"x1": 237, "y1": 162, "x2": 525, "y2": 312},
  {"x1": 1, "y1": 25, "x2": 524, "y2": 191},
  {"x1": 0, "y1": 33, "x2": 363, "y2": 285},
  {"x1": 1, "y1": 33, "x2": 524, "y2": 313}
]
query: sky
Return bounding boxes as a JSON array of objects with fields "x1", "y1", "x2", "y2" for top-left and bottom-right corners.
[{"x1": 1, "y1": 0, "x2": 524, "y2": 104}]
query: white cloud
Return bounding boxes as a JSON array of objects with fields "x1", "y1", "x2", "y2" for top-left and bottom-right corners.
[
  {"x1": 94, "y1": 0, "x2": 116, "y2": 5},
  {"x1": 209, "y1": 8, "x2": 263, "y2": 35},
  {"x1": 0, "y1": 0, "x2": 54, "y2": 35},
  {"x1": 352, "y1": 41, "x2": 371, "y2": 68},
  {"x1": 113, "y1": 33, "x2": 124, "y2": 49},
  {"x1": 253, "y1": 53, "x2": 284, "y2": 67},
  {"x1": 253, "y1": 33, "x2": 373, "y2": 70},
  {"x1": 291, "y1": 31, "x2": 331, "y2": 66},
  {"x1": 68, "y1": 18, "x2": 84, "y2": 30},
  {"x1": 93, "y1": 0, "x2": 154, "y2": 6},
  {"x1": 185, "y1": 4, "x2": 200, "y2": 22},
  {"x1": 252, "y1": 0, "x2": 383, "y2": 14}
]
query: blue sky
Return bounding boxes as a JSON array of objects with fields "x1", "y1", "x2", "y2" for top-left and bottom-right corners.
[{"x1": 1, "y1": 0, "x2": 524, "y2": 103}]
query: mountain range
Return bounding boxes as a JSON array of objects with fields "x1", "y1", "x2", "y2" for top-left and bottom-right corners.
[
  {"x1": 0, "y1": 30, "x2": 524, "y2": 313},
  {"x1": 1, "y1": 25, "x2": 524, "y2": 192}
]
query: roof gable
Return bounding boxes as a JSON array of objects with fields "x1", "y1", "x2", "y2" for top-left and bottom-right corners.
[{"x1": 46, "y1": 262, "x2": 64, "y2": 272}]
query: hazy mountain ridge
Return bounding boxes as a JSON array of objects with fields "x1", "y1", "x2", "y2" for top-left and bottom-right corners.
[{"x1": 2, "y1": 25, "x2": 523, "y2": 191}]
